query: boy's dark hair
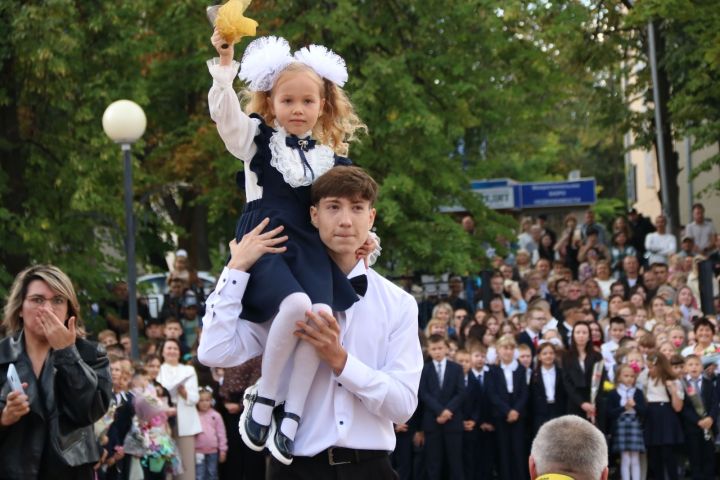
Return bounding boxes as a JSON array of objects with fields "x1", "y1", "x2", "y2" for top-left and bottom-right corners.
[
  {"x1": 428, "y1": 334, "x2": 449, "y2": 346},
  {"x1": 164, "y1": 316, "x2": 182, "y2": 327},
  {"x1": 670, "y1": 354, "x2": 685, "y2": 366},
  {"x1": 609, "y1": 316, "x2": 627, "y2": 327},
  {"x1": 684, "y1": 354, "x2": 701, "y2": 363},
  {"x1": 311, "y1": 166, "x2": 378, "y2": 206},
  {"x1": 618, "y1": 336, "x2": 635, "y2": 348}
]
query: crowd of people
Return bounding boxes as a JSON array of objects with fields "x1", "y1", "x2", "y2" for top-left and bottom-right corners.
[
  {"x1": 398, "y1": 204, "x2": 719, "y2": 480},
  {"x1": 1, "y1": 202, "x2": 718, "y2": 480}
]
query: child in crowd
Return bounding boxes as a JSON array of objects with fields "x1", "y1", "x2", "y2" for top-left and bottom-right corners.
[
  {"x1": 469, "y1": 342, "x2": 496, "y2": 480},
  {"x1": 456, "y1": 349, "x2": 480, "y2": 480},
  {"x1": 680, "y1": 354, "x2": 717, "y2": 480},
  {"x1": 529, "y1": 342, "x2": 566, "y2": 435},
  {"x1": 98, "y1": 329, "x2": 119, "y2": 347},
  {"x1": 487, "y1": 334, "x2": 528, "y2": 480},
  {"x1": 208, "y1": 26, "x2": 371, "y2": 463},
  {"x1": 418, "y1": 335, "x2": 465, "y2": 480},
  {"x1": 601, "y1": 316, "x2": 626, "y2": 381},
  {"x1": 608, "y1": 364, "x2": 646, "y2": 480},
  {"x1": 163, "y1": 317, "x2": 189, "y2": 356},
  {"x1": 517, "y1": 343, "x2": 533, "y2": 385},
  {"x1": 195, "y1": 387, "x2": 228, "y2": 480},
  {"x1": 641, "y1": 353, "x2": 684, "y2": 480}
]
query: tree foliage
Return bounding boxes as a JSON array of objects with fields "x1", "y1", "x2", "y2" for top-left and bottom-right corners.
[{"x1": 7, "y1": 0, "x2": 710, "y2": 301}]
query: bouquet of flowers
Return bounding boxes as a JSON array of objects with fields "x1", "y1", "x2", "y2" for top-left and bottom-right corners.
[
  {"x1": 589, "y1": 362, "x2": 604, "y2": 424},
  {"x1": 124, "y1": 392, "x2": 183, "y2": 474},
  {"x1": 699, "y1": 345, "x2": 720, "y2": 368},
  {"x1": 683, "y1": 378, "x2": 712, "y2": 441}
]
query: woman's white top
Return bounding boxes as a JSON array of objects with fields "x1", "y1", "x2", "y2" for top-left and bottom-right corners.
[
  {"x1": 157, "y1": 363, "x2": 202, "y2": 436},
  {"x1": 207, "y1": 58, "x2": 337, "y2": 202}
]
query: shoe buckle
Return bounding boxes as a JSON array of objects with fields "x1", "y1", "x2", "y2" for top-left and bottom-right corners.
[{"x1": 328, "y1": 447, "x2": 351, "y2": 466}]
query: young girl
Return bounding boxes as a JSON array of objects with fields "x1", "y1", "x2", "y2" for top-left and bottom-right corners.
[
  {"x1": 529, "y1": 342, "x2": 566, "y2": 435},
  {"x1": 195, "y1": 387, "x2": 228, "y2": 480},
  {"x1": 487, "y1": 335, "x2": 528, "y2": 480},
  {"x1": 608, "y1": 364, "x2": 646, "y2": 480},
  {"x1": 640, "y1": 352, "x2": 684, "y2": 480},
  {"x1": 208, "y1": 32, "x2": 369, "y2": 464}
]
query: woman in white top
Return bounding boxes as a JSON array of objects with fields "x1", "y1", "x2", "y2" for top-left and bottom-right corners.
[{"x1": 157, "y1": 338, "x2": 202, "y2": 480}]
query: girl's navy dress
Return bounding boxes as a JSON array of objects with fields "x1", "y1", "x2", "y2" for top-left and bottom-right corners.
[{"x1": 233, "y1": 114, "x2": 358, "y2": 323}]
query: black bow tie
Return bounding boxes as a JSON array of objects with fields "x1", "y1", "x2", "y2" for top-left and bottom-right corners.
[
  {"x1": 349, "y1": 275, "x2": 368, "y2": 297},
  {"x1": 286, "y1": 135, "x2": 316, "y2": 152}
]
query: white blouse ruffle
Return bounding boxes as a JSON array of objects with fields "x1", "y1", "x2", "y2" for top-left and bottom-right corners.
[{"x1": 269, "y1": 124, "x2": 336, "y2": 188}]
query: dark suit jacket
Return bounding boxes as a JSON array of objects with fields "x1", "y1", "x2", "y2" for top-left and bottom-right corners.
[
  {"x1": 462, "y1": 372, "x2": 481, "y2": 423},
  {"x1": 561, "y1": 350, "x2": 605, "y2": 417},
  {"x1": 516, "y1": 331, "x2": 539, "y2": 357},
  {"x1": 681, "y1": 377, "x2": 719, "y2": 435},
  {"x1": 529, "y1": 365, "x2": 567, "y2": 427},
  {"x1": 419, "y1": 360, "x2": 465, "y2": 432},
  {"x1": 106, "y1": 391, "x2": 135, "y2": 455},
  {"x1": 557, "y1": 322, "x2": 572, "y2": 349},
  {"x1": 486, "y1": 364, "x2": 528, "y2": 421},
  {"x1": 607, "y1": 388, "x2": 646, "y2": 425}
]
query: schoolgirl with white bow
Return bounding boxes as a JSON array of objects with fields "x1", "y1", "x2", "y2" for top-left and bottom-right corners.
[
  {"x1": 607, "y1": 364, "x2": 646, "y2": 480},
  {"x1": 207, "y1": 30, "x2": 371, "y2": 465}
]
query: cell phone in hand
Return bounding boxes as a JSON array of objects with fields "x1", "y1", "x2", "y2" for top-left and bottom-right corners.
[{"x1": 7, "y1": 363, "x2": 24, "y2": 395}]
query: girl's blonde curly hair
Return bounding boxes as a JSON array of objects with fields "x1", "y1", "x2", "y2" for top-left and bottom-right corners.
[{"x1": 241, "y1": 63, "x2": 366, "y2": 157}]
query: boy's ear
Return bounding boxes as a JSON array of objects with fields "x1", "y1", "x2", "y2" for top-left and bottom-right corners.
[{"x1": 309, "y1": 205, "x2": 318, "y2": 228}]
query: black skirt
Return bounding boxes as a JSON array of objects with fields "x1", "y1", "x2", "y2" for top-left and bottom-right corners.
[{"x1": 644, "y1": 402, "x2": 684, "y2": 446}]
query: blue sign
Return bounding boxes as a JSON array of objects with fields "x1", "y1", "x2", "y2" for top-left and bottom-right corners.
[{"x1": 520, "y1": 179, "x2": 596, "y2": 208}]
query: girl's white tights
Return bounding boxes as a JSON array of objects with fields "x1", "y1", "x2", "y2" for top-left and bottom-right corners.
[
  {"x1": 253, "y1": 292, "x2": 329, "y2": 441},
  {"x1": 621, "y1": 451, "x2": 641, "y2": 480}
]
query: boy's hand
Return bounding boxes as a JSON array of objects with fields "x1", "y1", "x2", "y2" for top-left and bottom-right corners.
[
  {"x1": 394, "y1": 423, "x2": 409, "y2": 433},
  {"x1": 228, "y1": 218, "x2": 287, "y2": 272},
  {"x1": 463, "y1": 420, "x2": 476, "y2": 431},
  {"x1": 480, "y1": 422, "x2": 495, "y2": 432},
  {"x1": 295, "y1": 310, "x2": 347, "y2": 375},
  {"x1": 413, "y1": 431, "x2": 425, "y2": 447},
  {"x1": 219, "y1": 451, "x2": 227, "y2": 463},
  {"x1": 507, "y1": 409, "x2": 519, "y2": 423}
]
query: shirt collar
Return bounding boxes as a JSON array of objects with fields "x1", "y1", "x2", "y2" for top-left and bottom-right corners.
[
  {"x1": 347, "y1": 260, "x2": 367, "y2": 279},
  {"x1": 500, "y1": 359, "x2": 519, "y2": 372}
]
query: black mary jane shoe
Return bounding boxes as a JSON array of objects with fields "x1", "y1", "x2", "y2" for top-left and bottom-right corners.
[
  {"x1": 268, "y1": 406, "x2": 300, "y2": 465},
  {"x1": 238, "y1": 384, "x2": 275, "y2": 452}
]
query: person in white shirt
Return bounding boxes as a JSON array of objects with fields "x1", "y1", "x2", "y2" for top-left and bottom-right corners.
[
  {"x1": 685, "y1": 203, "x2": 717, "y2": 254},
  {"x1": 198, "y1": 166, "x2": 423, "y2": 479},
  {"x1": 600, "y1": 317, "x2": 627, "y2": 382},
  {"x1": 644, "y1": 215, "x2": 676, "y2": 265}
]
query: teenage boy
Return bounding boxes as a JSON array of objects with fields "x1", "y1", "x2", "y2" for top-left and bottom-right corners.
[
  {"x1": 681, "y1": 355, "x2": 718, "y2": 480},
  {"x1": 198, "y1": 167, "x2": 423, "y2": 479},
  {"x1": 418, "y1": 335, "x2": 465, "y2": 480},
  {"x1": 517, "y1": 307, "x2": 545, "y2": 358}
]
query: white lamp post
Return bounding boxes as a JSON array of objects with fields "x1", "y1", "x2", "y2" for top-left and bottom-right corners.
[{"x1": 102, "y1": 100, "x2": 146, "y2": 360}]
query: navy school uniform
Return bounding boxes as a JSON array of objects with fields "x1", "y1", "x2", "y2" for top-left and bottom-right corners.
[
  {"x1": 232, "y1": 113, "x2": 357, "y2": 323},
  {"x1": 391, "y1": 402, "x2": 421, "y2": 480},
  {"x1": 529, "y1": 365, "x2": 567, "y2": 436},
  {"x1": 418, "y1": 359, "x2": 466, "y2": 480},
  {"x1": 681, "y1": 377, "x2": 718, "y2": 480},
  {"x1": 516, "y1": 330, "x2": 539, "y2": 358},
  {"x1": 607, "y1": 388, "x2": 646, "y2": 453},
  {"x1": 461, "y1": 372, "x2": 481, "y2": 480},
  {"x1": 487, "y1": 363, "x2": 529, "y2": 480},
  {"x1": 472, "y1": 367, "x2": 496, "y2": 480}
]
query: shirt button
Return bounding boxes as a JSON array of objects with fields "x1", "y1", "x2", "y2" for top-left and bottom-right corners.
[
  {"x1": 339, "y1": 421, "x2": 344, "y2": 425},
  {"x1": 232, "y1": 280, "x2": 237, "y2": 285},
  {"x1": 337, "y1": 383, "x2": 342, "y2": 387}
]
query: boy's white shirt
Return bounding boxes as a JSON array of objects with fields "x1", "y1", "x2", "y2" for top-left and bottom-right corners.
[{"x1": 198, "y1": 261, "x2": 423, "y2": 456}]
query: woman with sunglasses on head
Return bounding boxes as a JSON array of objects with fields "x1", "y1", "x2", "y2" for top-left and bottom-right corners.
[{"x1": 0, "y1": 264, "x2": 112, "y2": 479}]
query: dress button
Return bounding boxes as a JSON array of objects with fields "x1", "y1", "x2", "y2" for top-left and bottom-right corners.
[
  {"x1": 339, "y1": 421, "x2": 344, "y2": 425},
  {"x1": 232, "y1": 280, "x2": 237, "y2": 285},
  {"x1": 337, "y1": 383, "x2": 342, "y2": 387}
]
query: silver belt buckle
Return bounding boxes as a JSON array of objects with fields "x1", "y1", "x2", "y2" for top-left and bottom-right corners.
[{"x1": 328, "y1": 447, "x2": 351, "y2": 466}]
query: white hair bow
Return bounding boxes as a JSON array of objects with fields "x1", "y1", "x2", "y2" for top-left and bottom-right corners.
[{"x1": 239, "y1": 36, "x2": 348, "y2": 92}]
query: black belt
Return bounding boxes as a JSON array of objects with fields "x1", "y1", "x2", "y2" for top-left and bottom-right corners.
[{"x1": 314, "y1": 447, "x2": 389, "y2": 466}]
